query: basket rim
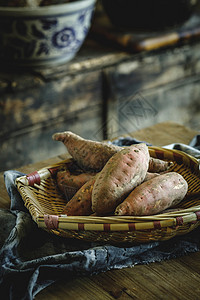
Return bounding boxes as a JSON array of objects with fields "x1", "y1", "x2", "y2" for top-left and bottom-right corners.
[
  {"x1": 34, "y1": 207, "x2": 200, "y2": 232},
  {"x1": 15, "y1": 146, "x2": 200, "y2": 232}
]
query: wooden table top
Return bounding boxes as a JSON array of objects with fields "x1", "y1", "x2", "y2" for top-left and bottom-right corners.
[{"x1": 1, "y1": 121, "x2": 200, "y2": 299}]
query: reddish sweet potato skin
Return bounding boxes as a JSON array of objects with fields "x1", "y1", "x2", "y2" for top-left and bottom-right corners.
[
  {"x1": 61, "y1": 177, "x2": 96, "y2": 216},
  {"x1": 115, "y1": 172, "x2": 188, "y2": 216},
  {"x1": 92, "y1": 143, "x2": 149, "y2": 215},
  {"x1": 52, "y1": 131, "x2": 121, "y2": 171},
  {"x1": 148, "y1": 157, "x2": 173, "y2": 173},
  {"x1": 56, "y1": 170, "x2": 95, "y2": 201}
]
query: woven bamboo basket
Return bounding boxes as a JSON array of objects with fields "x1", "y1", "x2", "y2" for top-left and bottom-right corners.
[{"x1": 15, "y1": 146, "x2": 200, "y2": 244}]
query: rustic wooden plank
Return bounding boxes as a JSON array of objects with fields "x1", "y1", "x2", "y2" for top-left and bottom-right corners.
[
  {"x1": 90, "y1": 257, "x2": 200, "y2": 300},
  {"x1": 106, "y1": 74, "x2": 200, "y2": 138},
  {"x1": 178, "y1": 251, "x2": 200, "y2": 273},
  {"x1": 91, "y1": 265, "x2": 191, "y2": 300},
  {"x1": 36, "y1": 276, "x2": 114, "y2": 300},
  {"x1": 0, "y1": 61, "x2": 104, "y2": 171},
  {"x1": 91, "y1": 268, "x2": 157, "y2": 300},
  {"x1": 0, "y1": 70, "x2": 103, "y2": 138},
  {"x1": 103, "y1": 39, "x2": 200, "y2": 139},
  {"x1": 104, "y1": 42, "x2": 200, "y2": 97},
  {"x1": 0, "y1": 38, "x2": 129, "y2": 82},
  {"x1": 144, "y1": 258, "x2": 200, "y2": 299},
  {"x1": 131, "y1": 121, "x2": 198, "y2": 146},
  {"x1": 39, "y1": 39, "x2": 129, "y2": 79},
  {"x1": 0, "y1": 103, "x2": 103, "y2": 171}
]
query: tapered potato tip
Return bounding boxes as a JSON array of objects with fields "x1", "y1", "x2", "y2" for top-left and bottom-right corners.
[{"x1": 52, "y1": 131, "x2": 69, "y2": 142}]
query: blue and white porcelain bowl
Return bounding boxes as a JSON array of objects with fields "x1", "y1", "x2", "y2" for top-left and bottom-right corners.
[{"x1": 0, "y1": 0, "x2": 96, "y2": 68}]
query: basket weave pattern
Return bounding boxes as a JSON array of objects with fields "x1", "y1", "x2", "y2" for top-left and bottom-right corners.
[{"x1": 16, "y1": 147, "x2": 200, "y2": 244}]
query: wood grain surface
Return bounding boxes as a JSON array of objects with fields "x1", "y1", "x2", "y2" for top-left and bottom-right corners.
[{"x1": 0, "y1": 121, "x2": 199, "y2": 300}]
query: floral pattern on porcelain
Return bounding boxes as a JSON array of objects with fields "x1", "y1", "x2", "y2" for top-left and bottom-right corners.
[{"x1": 0, "y1": 5, "x2": 94, "y2": 66}]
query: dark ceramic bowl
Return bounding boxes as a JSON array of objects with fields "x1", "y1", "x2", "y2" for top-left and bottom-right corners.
[{"x1": 101, "y1": 0, "x2": 199, "y2": 30}]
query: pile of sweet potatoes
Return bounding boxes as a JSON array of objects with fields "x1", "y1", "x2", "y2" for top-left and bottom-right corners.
[{"x1": 53, "y1": 131, "x2": 188, "y2": 216}]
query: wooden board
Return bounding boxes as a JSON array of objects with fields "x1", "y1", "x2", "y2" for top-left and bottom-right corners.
[{"x1": 0, "y1": 69, "x2": 104, "y2": 171}]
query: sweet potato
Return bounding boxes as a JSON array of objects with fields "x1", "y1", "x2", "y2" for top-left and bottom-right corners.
[
  {"x1": 92, "y1": 143, "x2": 150, "y2": 215},
  {"x1": 115, "y1": 172, "x2": 188, "y2": 216},
  {"x1": 56, "y1": 170, "x2": 96, "y2": 201},
  {"x1": 61, "y1": 177, "x2": 96, "y2": 216},
  {"x1": 148, "y1": 157, "x2": 173, "y2": 173},
  {"x1": 52, "y1": 130, "x2": 174, "y2": 174},
  {"x1": 52, "y1": 131, "x2": 121, "y2": 171}
]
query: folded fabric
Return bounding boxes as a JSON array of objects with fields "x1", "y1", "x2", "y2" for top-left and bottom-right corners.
[
  {"x1": 1, "y1": 135, "x2": 200, "y2": 300},
  {"x1": 163, "y1": 143, "x2": 200, "y2": 160},
  {"x1": 190, "y1": 134, "x2": 200, "y2": 151},
  {"x1": 111, "y1": 135, "x2": 200, "y2": 159}
]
